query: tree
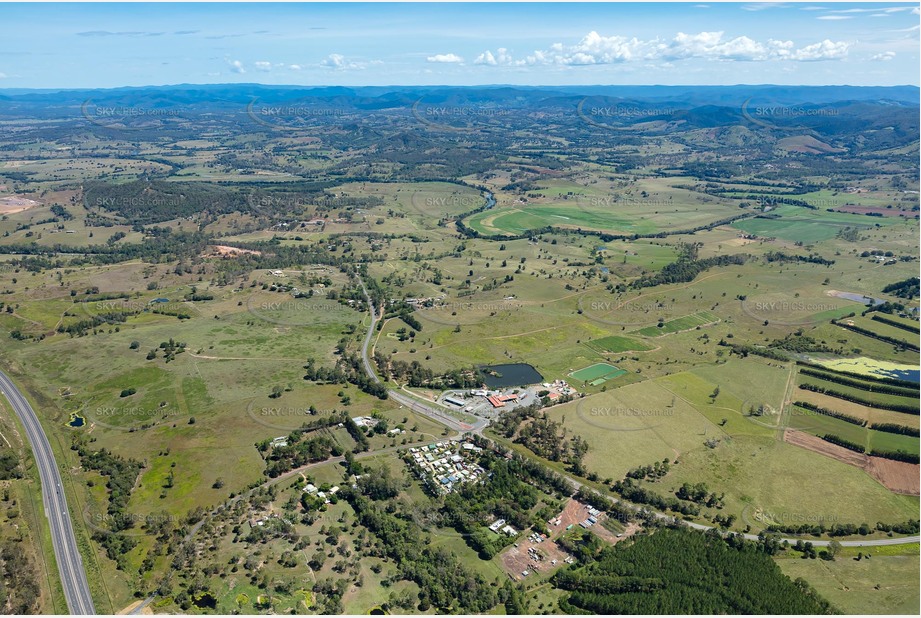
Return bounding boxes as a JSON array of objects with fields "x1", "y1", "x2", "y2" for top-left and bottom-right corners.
[{"x1": 827, "y1": 540, "x2": 842, "y2": 560}]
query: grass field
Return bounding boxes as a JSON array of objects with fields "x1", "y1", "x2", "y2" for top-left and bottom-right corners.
[
  {"x1": 569, "y1": 362, "x2": 626, "y2": 382},
  {"x1": 633, "y1": 311, "x2": 719, "y2": 337},
  {"x1": 731, "y1": 205, "x2": 902, "y2": 243},
  {"x1": 777, "y1": 549, "x2": 920, "y2": 615},
  {"x1": 585, "y1": 335, "x2": 654, "y2": 353}
]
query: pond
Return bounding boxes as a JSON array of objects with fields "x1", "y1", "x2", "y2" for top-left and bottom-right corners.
[
  {"x1": 478, "y1": 363, "x2": 544, "y2": 388},
  {"x1": 369, "y1": 608, "x2": 387, "y2": 615},
  {"x1": 827, "y1": 290, "x2": 885, "y2": 306},
  {"x1": 67, "y1": 413, "x2": 85, "y2": 428}
]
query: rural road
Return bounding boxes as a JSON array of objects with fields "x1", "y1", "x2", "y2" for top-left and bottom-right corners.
[
  {"x1": 356, "y1": 274, "x2": 487, "y2": 434},
  {"x1": 0, "y1": 369, "x2": 96, "y2": 615},
  {"x1": 353, "y1": 275, "x2": 920, "y2": 549}
]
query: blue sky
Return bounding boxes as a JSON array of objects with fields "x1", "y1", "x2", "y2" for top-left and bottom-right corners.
[{"x1": 0, "y1": 2, "x2": 918, "y2": 88}]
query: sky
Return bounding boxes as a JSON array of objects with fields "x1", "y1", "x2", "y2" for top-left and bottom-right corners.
[{"x1": 0, "y1": 2, "x2": 918, "y2": 89}]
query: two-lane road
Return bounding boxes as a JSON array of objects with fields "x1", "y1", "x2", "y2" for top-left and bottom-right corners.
[
  {"x1": 353, "y1": 275, "x2": 919, "y2": 549},
  {"x1": 0, "y1": 369, "x2": 95, "y2": 615}
]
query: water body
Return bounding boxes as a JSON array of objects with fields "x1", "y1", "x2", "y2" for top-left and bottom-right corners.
[
  {"x1": 478, "y1": 363, "x2": 544, "y2": 388},
  {"x1": 811, "y1": 357, "x2": 920, "y2": 384},
  {"x1": 827, "y1": 290, "x2": 885, "y2": 306},
  {"x1": 484, "y1": 191, "x2": 495, "y2": 209},
  {"x1": 68, "y1": 413, "x2": 85, "y2": 428}
]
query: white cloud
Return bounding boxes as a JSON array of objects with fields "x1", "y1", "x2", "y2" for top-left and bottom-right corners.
[
  {"x1": 871, "y1": 51, "x2": 897, "y2": 61},
  {"x1": 817, "y1": 15, "x2": 853, "y2": 21},
  {"x1": 426, "y1": 53, "x2": 464, "y2": 63},
  {"x1": 227, "y1": 59, "x2": 245, "y2": 74},
  {"x1": 788, "y1": 39, "x2": 850, "y2": 61},
  {"x1": 254, "y1": 61, "x2": 273, "y2": 72},
  {"x1": 320, "y1": 54, "x2": 379, "y2": 70},
  {"x1": 288, "y1": 64, "x2": 302, "y2": 71},
  {"x1": 472, "y1": 31, "x2": 849, "y2": 67},
  {"x1": 742, "y1": 3, "x2": 790, "y2": 11}
]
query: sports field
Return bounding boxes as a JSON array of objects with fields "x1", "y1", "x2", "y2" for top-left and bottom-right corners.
[{"x1": 569, "y1": 362, "x2": 627, "y2": 383}]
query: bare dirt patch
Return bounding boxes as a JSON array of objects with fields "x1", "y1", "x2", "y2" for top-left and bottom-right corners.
[
  {"x1": 866, "y1": 457, "x2": 920, "y2": 496},
  {"x1": 784, "y1": 429, "x2": 919, "y2": 495},
  {"x1": 834, "y1": 205, "x2": 913, "y2": 218},
  {"x1": 785, "y1": 429, "x2": 868, "y2": 467},
  {"x1": 499, "y1": 498, "x2": 638, "y2": 581},
  {"x1": 205, "y1": 245, "x2": 262, "y2": 258},
  {"x1": 0, "y1": 195, "x2": 41, "y2": 214}
]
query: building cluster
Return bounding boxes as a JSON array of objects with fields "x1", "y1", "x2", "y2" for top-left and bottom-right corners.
[
  {"x1": 579, "y1": 506, "x2": 603, "y2": 529},
  {"x1": 405, "y1": 440, "x2": 485, "y2": 494},
  {"x1": 488, "y1": 518, "x2": 518, "y2": 536},
  {"x1": 303, "y1": 482, "x2": 340, "y2": 504}
]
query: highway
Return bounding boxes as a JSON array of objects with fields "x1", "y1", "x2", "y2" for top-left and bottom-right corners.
[
  {"x1": 353, "y1": 275, "x2": 920, "y2": 549},
  {"x1": 0, "y1": 369, "x2": 95, "y2": 615}
]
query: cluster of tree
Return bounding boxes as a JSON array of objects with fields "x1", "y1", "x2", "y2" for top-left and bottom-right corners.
[
  {"x1": 260, "y1": 433, "x2": 342, "y2": 478},
  {"x1": 675, "y1": 482, "x2": 724, "y2": 508},
  {"x1": 831, "y1": 319, "x2": 920, "y2": 352},
  {"x1": 0, "y1": 451, "x2": 22, "y2": 480},
  {"x1": 764, "y1": 251, "x2": 834, "y2": 266},
  {"x1": 633, "y1": 252, "x2": 747, "y2": 289},
  {"x1": 440, "y1": 456, "x2": 543, "y2": 559},
  {"x1": 342, "y1": 416, "x2": 371, "y2": 452},
  {"x1": 342, "y1": 488, "x2": 499, "y2": 612},
  {"x1": 71, "y1": 440, "x2": 144, "y2": 569},
  {"x1": 0, "y1": 539, "x2": 41, "y2": 614},
  {"x1": 58, "y1": 310, "x2": 136, "y2": 336},
  {"x1": 882, "y1": 277, "x2": 919, "y2": 300},
  {"x1": 770, "y1": 333, "x2": 840, "y2": 354},
  {"x1": 611, "y1": 478, "x2": 700, "y2": 517},
  {"x1": 625, "y1": 459, "x2": 671, "y2": 482},
  {"x1": 862, "y1": 300, "x2": 907, "y2": 317},
  {"x1": 383, "y1": 301, "x2": 423, "y2": 331},
  {"x1": 720, "y1": 341, "x2": 789, "y2": 361},
  {"x1": 553, "y1": 527, "x2": 836, "y2": 614},
  {"x1": 515, "y1": 413, "x2": 589, "y2": 474},
  {"x1": 303, "y1": 352, "x2": 388, "y2": 400},
  {"x1": 793, "y1": 401, "x2": 867, "y2": 427},
  {"x1": 798, "y1": 383, "x2": 919, "y2": 415},
  {"x1": 376, "y1": 354, "x2": 480, "y2": 390}
]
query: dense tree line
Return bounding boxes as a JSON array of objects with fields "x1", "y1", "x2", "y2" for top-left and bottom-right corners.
[
  {"x1": 764, "y1": 251, "x2": 834, "y2": 266},
  {"x1": 869, "y1": 422, "x2": 920, "y2": 437},
  {"x1": 821, "y1": 434, "x2": 866, "y2": 453},
  {"x1": 831, "y1": 319, "x2": 920, "y2": 352},
  {"x1": 793, "y1": 401, "x2": 867, "y2": 427},
  {"x1": 765, "y1": 519, "x2": 919, "y2": 537},
  {"x1": 798, "y1": 367, "x2": 919, "y2": 397},
  {"x1": 871, "y1": 314, "x2": 920, "y2": 334},
  {"x1": 798, "y1": 383, "x2": 919, "y2": 414},
  {"x1": 882, "y1": 277, "x2": 919, "y2": 300},
  {"x1": 795, "y1": 361, "x2": 919, "y2": 390},
  {"x1": 633, "y1": 253, "x2": 747, "y2": 289},
  {"x1": 868, "y1": 449, "x2": 920, "y2": 464},
  {"x1": 554, "y1": 527, "x2": 835, "y2": 614}
]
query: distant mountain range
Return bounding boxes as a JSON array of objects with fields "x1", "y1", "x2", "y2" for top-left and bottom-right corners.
[{"x1": 0, "y1": 83, "x2": 918, "y2": 110}]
